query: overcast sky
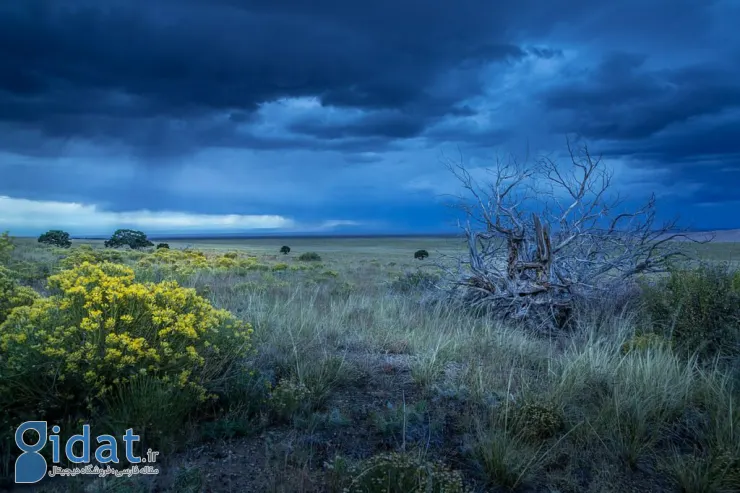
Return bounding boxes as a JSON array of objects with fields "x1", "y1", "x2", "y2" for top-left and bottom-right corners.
[{"x1": 1, "y1": 0, "x2": 738, "y2": 236}]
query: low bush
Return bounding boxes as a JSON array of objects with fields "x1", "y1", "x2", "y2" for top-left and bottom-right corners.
[
  {"x1": 511, "y1": 402, "x2": 563, "y2": 442},
  {"x1": 298, "y1": 252, "x2": 322, "y2": 262},
  {"x1": 640, "y1": 265, "x2": 740, "y2": 359}
]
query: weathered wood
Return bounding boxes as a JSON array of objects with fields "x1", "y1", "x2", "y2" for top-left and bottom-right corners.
[{"x1": 441, "y1": 138, "x2": 711, "y2": 331}]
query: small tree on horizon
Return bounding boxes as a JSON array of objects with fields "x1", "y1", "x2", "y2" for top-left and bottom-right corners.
[
  {"x1": 280, "y1": 245, "x2": 291, "y2": 255},
  {"x1": 156, "y1": 243, "x2": 170, "y2": 249},
  {"x1": 38, "y1": 230, "x2": 72, "y2": 248},
  {"x1": 104, "y1": 229, "x2": 154, "y2": 250},
  {"x1": 414, "y1": 249, "x2": 429, "y2": 260}
]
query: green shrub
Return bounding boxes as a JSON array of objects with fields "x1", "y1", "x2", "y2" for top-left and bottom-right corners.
[
  {"x1": 325, "y1": 451, "x2": 469, "y2": 493},
  {"x1": 414, "y1": 249, "x2": 429, "y2": 260},
  {"x1": 298, "y1": 251, "x2": 322, "y2": 262},
  {"x1": 38, "y1": 230, "x2": 72, "y2": 248},
  {"x1": 223, "y1": 251, "x2": 238, "y2": 259},
  {"x1": 268, "y1": 379, "x2": 312, "y2": 422},
  {"x1": 640, "y1": 265, "x2": 740, "y2": 359},
  {"x1": 156, "y1": 243, "x2": 170, "y2": 249},
  {"x1": 0, "y1": 261, "x2": 253, "y2": 420},
  {"x1": 59, "y1": 246, "x2": 127, "y2": 269},
  {"x1": 214, "y1": 256, "x2": 237, "y2": 269}
]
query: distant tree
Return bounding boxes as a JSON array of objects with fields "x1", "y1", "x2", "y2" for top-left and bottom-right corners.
[
  {"x1": 156, "y1": 243, "x2": 170, "y2": 249},
  {"x1": 104, "y1": 229, "x2": 154, "y2": 250},
  {"x1": 280, "y1": 245, "x2": 291, "y2": 255},
  {"x1": 38, "y1": 230, "x2": 72, "y2": 248},
  {"x1": 414, "y1": 249, "x2": 429, "y2": 260}
]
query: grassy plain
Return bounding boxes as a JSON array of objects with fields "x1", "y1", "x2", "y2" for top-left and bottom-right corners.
[{"x1": 3, "y1": 235, "x2": 740, "y2": 493}]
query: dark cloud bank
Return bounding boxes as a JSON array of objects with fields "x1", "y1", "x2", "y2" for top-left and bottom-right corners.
[{"x1": 0, "y1": 0, "x2": 738, "y2": 232}]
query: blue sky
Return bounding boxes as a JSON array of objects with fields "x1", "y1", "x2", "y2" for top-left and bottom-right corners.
[{"x1": 1, "y1": 0, "x2": 739, "y2": 236}]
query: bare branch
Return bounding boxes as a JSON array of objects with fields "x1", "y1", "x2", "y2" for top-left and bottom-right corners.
[{"x1": 441, "y1": 138, "x2": 709, "y2": 332}]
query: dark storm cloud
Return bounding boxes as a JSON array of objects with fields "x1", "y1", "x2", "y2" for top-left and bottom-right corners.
[
  {"x1": 1, "y1": 0, "x2": 733, "y2": 156},
  {"x1": 0, "y1": 0, "x2": 523, "y2": 154},
  {"x1": 544, "y1": 54, "x2": 740, "y2": 142},
  {"x1": 2, "y1": 0, "x2": 740, "y2": 231}
]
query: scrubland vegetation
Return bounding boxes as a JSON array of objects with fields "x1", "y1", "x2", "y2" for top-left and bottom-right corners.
[{"x1": 0, "y1": 231, "x2": 739, "y2": 493}]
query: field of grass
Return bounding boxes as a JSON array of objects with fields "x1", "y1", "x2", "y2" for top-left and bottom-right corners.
[{"x1": 2, "y1": 236, "x2": 739, "y2": 492}]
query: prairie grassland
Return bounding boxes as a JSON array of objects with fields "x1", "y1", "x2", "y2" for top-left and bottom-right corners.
[{"x1": 2, "y1": 236, "x2": 739, "y2": 493}]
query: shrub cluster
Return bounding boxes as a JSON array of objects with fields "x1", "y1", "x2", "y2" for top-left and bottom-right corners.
[
  {"x1": 298, "y1": 252, "x2": 322, "y2": 262},
  {"x1": 640, "y1": 265, "x2": 740, "y2": 359},
  {"x1": 0, "y1": 261, "x2": 253, "y2": 420},
  {"x1": 136, "y1": 248, "x2": 272, "y2": 278},
  {"x1": 59, "y1": 244, "x2": 139, "y2": 269}
]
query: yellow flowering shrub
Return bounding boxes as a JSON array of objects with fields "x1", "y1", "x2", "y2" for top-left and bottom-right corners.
[
  {"x1": 0, "y1": 267, "x2": 39, "y2": 324},
  {"x1": 131, "y1": 247, "x2": 282, "y2": 278},
  {"x1": 214, "y1": 256, "x2": 238, "y2": 269},
  {"x1": 136, "y1": 248, "x2": 210, "y2": 277},
  {"x1": 59, "y1": 245, "x2": 142, "y2": 268},
  {"x1": 0, "y1": 261, "x2": 253, "y2": 416}
]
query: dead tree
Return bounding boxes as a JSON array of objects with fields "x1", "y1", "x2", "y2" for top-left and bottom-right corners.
[{"x1": 442, "y1": 139, "x2": 711, "y2": 331}]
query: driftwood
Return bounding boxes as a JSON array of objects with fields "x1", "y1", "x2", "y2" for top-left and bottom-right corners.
[{"x1": 441, "y1": 139, "x2": 711, "y2": 331}]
